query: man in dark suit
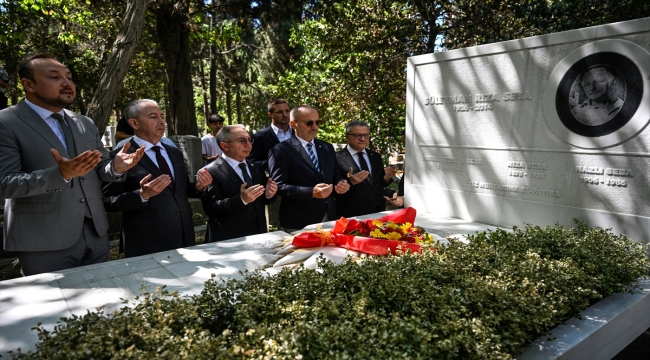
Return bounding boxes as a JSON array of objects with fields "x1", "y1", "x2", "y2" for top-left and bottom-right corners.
[
  {"x1": 248, "y1": 98, "x2": 292, "y2": 171},
  {"x1": 268, "y1": 105, "x2": 350, "y2": 232},
  {"x1": 0, "y1": 53, "x2": 145, "y2": 275},
  {"x1": 102, "y1": 99, "x2": 212, "y2": 257},
  {"x1": 202, "y1": 124, "x2": 278, "y2": 241},
  {"x1": 335, "y1": 120, "x2": 396, "y2": 217}
]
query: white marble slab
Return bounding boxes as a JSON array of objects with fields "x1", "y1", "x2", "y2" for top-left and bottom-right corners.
[
  {"x1": 1, "y1": 214, "x2": 647, "y2": 359},
  {"x1": 517, "y1": 278, "x2": 650, "y2": 359},
  {"x1": 0, "y1": 231, "x2": 290, "y2": 355}
]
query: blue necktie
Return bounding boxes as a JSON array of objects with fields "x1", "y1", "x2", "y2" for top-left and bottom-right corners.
[{"x1": 307, "y1": 143, "x2": 320, "y2": 173}]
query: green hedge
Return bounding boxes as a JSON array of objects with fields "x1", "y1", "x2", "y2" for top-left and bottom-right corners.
[{"x1": 11, "y1": 221, "x2": 649, "y2": 359}]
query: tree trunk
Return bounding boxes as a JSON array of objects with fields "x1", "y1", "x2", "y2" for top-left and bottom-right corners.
[
  {"x1": 225, "y1": 79, "x2": 233, "y2": 125},
  {"x1": 236, "y1": 87, "x2": 241, "y2": 124},
  {"x1": 86, "y1": 0, "x2": 149, "y2": 130},
  {"x1": 209, "y1": 1, "x2": 218, "y2": 114},
  {"x1": 154, "y1": 0, "x2": 198, "y2": 136},
  {"x1": 199, "y1": 58, "x2": 209, "y2": 124}
]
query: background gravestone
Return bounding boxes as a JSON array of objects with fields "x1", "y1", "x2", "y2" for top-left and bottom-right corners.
[
  {"x1": 405, "y1": 17, "x2": 650, "y2": 248},
  {"x1": 168, "y1": 135, "x2": 203, "y2": 179}
]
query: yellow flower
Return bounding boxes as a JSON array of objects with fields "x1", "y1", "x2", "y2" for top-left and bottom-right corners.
[
  {"x1": 399, "y1": 223, "x2": 413, "y2": 233},
  {"x1": 370, "y1": 229, "x2": 388, "y2": 239},
  {"x1": 386, "y1": 231, "x2": 403, "y2": 241}
]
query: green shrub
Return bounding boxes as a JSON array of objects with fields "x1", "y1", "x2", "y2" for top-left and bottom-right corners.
[{"x1": 11, "y1": 221, "x2": 649, "y2": 359}]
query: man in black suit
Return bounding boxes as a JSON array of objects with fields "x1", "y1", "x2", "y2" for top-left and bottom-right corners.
[
  {"x1": 248, "y1": 98, "x2": 292, "y2": 171},
  {"x1": 202, "y1": 125, "x2": 278, "y2": 241},
  {"x1": 102, "y1": 99, "x2": 212, "y2": 257},
  {"x1": 335, "y1": 120, "x2": 396, "y2": 217},
  {"x1": 268, "y1": 105, "x2": 350, "y2": 232}
]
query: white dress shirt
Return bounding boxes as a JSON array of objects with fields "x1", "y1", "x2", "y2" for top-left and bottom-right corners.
[
  {"x1": 346, "y1": 146, "x2": 372, "y2": 174},
  {"x1": 132, "y1": 135, "x2": 175, "y2": 181},
  {"x1": 295, "y1": 136, "x2": 319, "y2": 165},
  {"x1": 271, "y1": 123, "x2": 292, "y2": 142}
]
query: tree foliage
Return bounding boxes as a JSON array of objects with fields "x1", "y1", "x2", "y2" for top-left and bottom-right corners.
[{"x1": 2, "y1": 0, "x2": 649, "y2": 140}]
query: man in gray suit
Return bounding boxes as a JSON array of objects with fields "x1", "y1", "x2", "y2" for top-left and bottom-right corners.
[{"x1": 0, "y1": 53, "x2": 145, "y2": 276}]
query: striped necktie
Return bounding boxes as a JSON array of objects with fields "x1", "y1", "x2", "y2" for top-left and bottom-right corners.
[{"x1": 306, "y1": 143, "x2": 320, "y2": 172}]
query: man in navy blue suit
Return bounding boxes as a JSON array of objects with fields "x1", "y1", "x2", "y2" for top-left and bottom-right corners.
[
  {"x1": 248, "y1": 98, "x2": 292, "y2": 171},
  {"x1": 268, "y1": 105, "x2": 350, "y2": 232}
]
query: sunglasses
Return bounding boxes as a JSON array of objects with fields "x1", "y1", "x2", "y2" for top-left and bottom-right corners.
[
  {"x1": 346, "y1": 133, "x2": 370, "y2": 140},
  {"x1": 226, "y1": 137, "x2": 254, "y2": 145},
  {"x1": 298, "y1": 119, "x2": 323, "y2": 127}
]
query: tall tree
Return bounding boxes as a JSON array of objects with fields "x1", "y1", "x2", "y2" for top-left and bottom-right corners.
[
  {"x1": 86, "y1": 0, "x2": 149, "y2": 131},
  {"x1": 151, "y1": 0, "x2": 199, "y2": 136}
]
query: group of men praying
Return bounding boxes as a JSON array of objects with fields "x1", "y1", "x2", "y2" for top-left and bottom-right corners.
[{"x1": 0, "y1": 53, "x2": 403, "y2": 276}]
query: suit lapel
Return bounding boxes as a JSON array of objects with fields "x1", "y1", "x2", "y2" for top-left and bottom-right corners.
[
  {"x1": 368, "y1": 150, "x2": 383, "y2": 183},
  {"x1": 341, "y1": 146, "x2": 361, "y2": 173},
  {"x1": 129, "y1": 140, "x2": 162, "y2": 178},
  {"x1": 217, "y1": 157, "x2": 245, "y2": 187},
  {"x1": 290, "y1": 136, "x2": 321, "y2": 177},
  {"x1": 63, "y1": 110, "x2": 86, "y2": 156},
  {"x1": 15, "y1": 101, "x2": 68, "y2": 156},
  {"x1": 265, "y1": 126, "x2": 279, "y2": 147},
  {"x1": 247, "y1": 160, "x2": 262, "y2": 184},
  {"x1": 164, "y1": 143, "x2": 186, "y2": 191}
]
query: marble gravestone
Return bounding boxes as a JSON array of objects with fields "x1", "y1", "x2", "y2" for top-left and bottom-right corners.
[
  {"x1": 169, "y1": 135, "x2": 204, "y2": 178},
  {"x1": 405, "y1": 17, "x2": 650, "y2": 248}
]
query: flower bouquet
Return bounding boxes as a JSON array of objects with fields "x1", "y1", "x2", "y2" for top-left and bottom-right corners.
[{"x1": 291, "y1": 207, "x2": 434, "y2": 255}]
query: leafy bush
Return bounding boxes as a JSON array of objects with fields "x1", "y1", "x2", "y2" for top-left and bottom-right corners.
[{"x1": 11, "y1": 221, "x2": 649, "y2": 359}]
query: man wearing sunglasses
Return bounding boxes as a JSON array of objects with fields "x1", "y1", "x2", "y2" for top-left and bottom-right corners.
[
  {"x1": 268, "y1": 105, "x2": 350, "y2": 232},
  {"x1": 335, "y1": 120, "x2": 397, "y2": 217},
  {"x1": 202, "y1": 124, "x2": 278, "y2": 241}
]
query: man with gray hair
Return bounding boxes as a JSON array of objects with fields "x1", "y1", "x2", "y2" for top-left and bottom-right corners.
[
  {"x1": 202, "y1": 124, "x2": 277, "y2": 241},
  {"x1": 335, "y1": 120, "x2": 396, "y2": 217},
  {"x1": 102, "y1": 99, "x2": 212, "y2": 257}
]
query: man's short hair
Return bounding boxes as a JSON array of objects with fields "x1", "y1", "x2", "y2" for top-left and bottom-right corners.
[
  {"x1": 124, "y1": 99, "x2": 158, "y2": 122},
  {"x1": 208, "y1": 114, "x2": 225, "y2": 124},
  {"x1": 215, "y1": 124, "x2": 246, "y2": 150},
  {"x1": 267, "y1": 98, "x2": 289, "y2": 114},
  {"x1": 289, "y1": 105, "x2": 315, "y2": 120},
  {"x1": 18, "y1": 53, "x2": 57, "y2": 83},
  {"x1": 345, "y1": 120, "x2": 369, "y2": 135}
]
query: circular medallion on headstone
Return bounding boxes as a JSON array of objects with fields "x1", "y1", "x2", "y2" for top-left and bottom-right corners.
[{"x1": 543, "y1": 39, "x2": 650, "y2": 148}]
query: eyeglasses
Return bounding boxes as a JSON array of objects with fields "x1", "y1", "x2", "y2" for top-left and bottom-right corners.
[
  {"x1": 297, "y1": 120, "x2": 323, "y2": 127},
  {"x1": 346, "y1": 133, "x2": 370, "y2": 140},
  {"x1": 226, "y1": 138, "x2": 254, "y2": 145}
]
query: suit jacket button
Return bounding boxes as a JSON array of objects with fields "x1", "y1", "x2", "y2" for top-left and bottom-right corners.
[
  {"x1": 80, "y1": 177, "x2": 84, "y2": 181},
  {"x1": 80, "y1": 199, "x2": 86, "y2": 203},
  {"x1": 175, "y1": 211, "x2": 180, "y2": 216}
]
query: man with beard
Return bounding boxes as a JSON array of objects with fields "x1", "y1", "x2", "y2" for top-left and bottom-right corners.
[{"x1": 0, "y1": 53, "x2": 145, "y2": 275}]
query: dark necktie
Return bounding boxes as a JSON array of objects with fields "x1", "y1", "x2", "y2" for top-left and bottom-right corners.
[
  {"x1": 239, "y1": 162, "x2": 253, "y2": 188},
  {"x1": 50, "y1": 113, "x2": 76, "y2": 157},
  {"x1": 52, "y1": 113, "x2": 91, "y2": 217},
  {"x1": 357, "y1": 152, "x2": 371, "y2": 182},
  {"x1": 306, "y1": 143, "x2": 321, "y2": 173},
  {"x1": 357, "y1": 152, "x2": 370, "y2": 172},
  {"x1": 151, "y1": 146, "x2": 173, "y2": 180}
]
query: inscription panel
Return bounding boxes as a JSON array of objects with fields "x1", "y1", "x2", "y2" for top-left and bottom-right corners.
[{"x1": 406, "y1": 19, "x2": 650, "y2": 245}]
